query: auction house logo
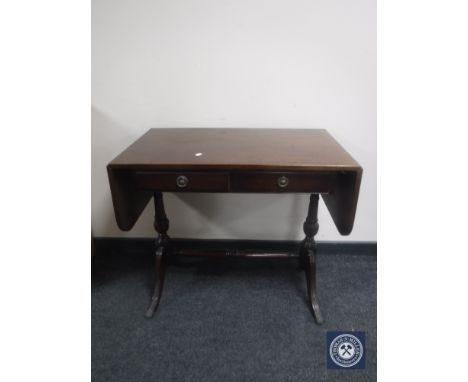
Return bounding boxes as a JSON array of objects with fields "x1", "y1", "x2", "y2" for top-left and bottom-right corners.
[{"x1": 327, "y1": 331, "x2": 365, "y2": 369}]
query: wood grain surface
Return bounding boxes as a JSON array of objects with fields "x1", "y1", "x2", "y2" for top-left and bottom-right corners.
[
  {"x1": 107, "y1": 128, "x2": 362, "y2": 235},
  {"x1": 109, "y1": 128, "x2": 361, "y2": 171}
]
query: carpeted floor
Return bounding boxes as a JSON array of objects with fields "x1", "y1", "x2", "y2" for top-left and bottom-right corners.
[{"x1": 92, "y1": 249, "x2": 376, "y2": 382}]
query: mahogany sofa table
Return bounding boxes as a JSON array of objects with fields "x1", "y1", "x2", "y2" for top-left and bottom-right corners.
[{"x1": 107, "y1": 128, "x2": 362, "y2": 324}]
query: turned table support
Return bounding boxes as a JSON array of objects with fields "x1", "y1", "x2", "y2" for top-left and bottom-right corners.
[
  {"x1": 301, "y1": 194, "x2": 324, "y2": 324},
  {"x1": 144, "y1": 191, "x2": 324, "y2": 324},
  {"x1": 145, "y1": 192, "x2": 170, "y2": 318}
]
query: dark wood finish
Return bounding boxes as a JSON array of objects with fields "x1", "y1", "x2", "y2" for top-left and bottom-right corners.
[
  {"x1": 134, "y1": 170, "x2": 335, "y2": 193},
  {"x1": 93, "y1": 238, "x2": 377, "y2": 258},
  {"x1": 135, "y1": 171, "x2": 229, "y2": 192},
  {"x1": 301, "y1": 194, "x2": 323, "y2": 324},
  {"x1": 175, "y1": 248, "x2": 298, "y2": 258},
  {"x1": 322, "y1": 171, "x2": 362, "y2": 235},
  {"x1": 152, "y1": 192, "x2": 169, "y2": 247},
  {"x1": 109, "y1": 128, "x2": 360, "y2": 171},
  {"x1": 108, "y1": 129, "x2": 361, "y2": 234},
  {"x1": 145, "y1": 246, "x2": 166, "y2": 318},
  {"x1": 107, "y1": 168, "x2": 153, "y2": 231},
  {"x1": 230, "y1": 171, "x2": 335, "y2": 193},
  {"x1": 145, "y1": 192, "x2": 170, "y2": 318},
  {"x1": 107, "y1": 128, "x2": 363, "y2": 325}
]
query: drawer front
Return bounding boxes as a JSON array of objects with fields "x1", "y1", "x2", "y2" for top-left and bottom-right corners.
[
  {"x1": 230, "y1": 172, "x2": 335, "y2": 193},
  {"x1": 135, "y1": 172, "x2": 229, "y2": 192}
]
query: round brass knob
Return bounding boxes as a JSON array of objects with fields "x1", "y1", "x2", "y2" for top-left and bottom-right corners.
[
  {"x1": 277, "y1": 176, "x2": 289, "y2": 188},
  {"x1": 176, "y1": 175, "x2": 189, "y2": 188}
]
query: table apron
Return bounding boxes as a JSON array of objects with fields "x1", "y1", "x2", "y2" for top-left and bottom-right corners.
[{"x1": 133, "y1": 171, "x2": 336, "y2": 193}]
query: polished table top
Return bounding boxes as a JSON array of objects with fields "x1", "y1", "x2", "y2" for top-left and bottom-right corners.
[
  {"x1": 108, "y1": 128, "x2": 362, "y2": 235},
  {"x1": 109, "y1": 128, "x2": 361, "y2": 171}
]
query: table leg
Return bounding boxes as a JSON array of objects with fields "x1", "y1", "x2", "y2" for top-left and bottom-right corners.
[
  {"x1": 145, "y1": 192, "x2": 170, "y2": 318},
  {"x1": 302, "y1": 194, "x2": 324, "y2": 325}
]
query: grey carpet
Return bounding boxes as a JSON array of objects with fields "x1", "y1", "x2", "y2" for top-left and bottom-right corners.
[{"x1": 92, "y1": 251, "x2": 376, "y2": 382}]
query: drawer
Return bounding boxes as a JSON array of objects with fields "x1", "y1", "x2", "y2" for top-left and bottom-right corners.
[
  {"x1": 230, "y1": 172, "x2": 335, "y2": 193},
  {"x1": 134, "y1": 172, "x2": 229, "y2": 192}
]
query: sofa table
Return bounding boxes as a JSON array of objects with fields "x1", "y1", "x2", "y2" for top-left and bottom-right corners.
[{"x1": 107, "y1": 128, "x2": 362, "y2": 324}]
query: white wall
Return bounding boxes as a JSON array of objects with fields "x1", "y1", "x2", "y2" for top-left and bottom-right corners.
[{"x1": 92, "y1": 0, "x2": 376, "y2": 241}]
